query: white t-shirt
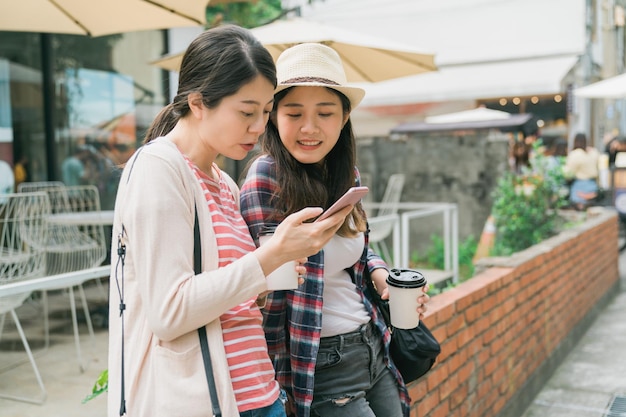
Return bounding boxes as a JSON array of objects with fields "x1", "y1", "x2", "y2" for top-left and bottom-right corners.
[{"x1": 321, "y1": 233, "x2": 371, "y2": 337}]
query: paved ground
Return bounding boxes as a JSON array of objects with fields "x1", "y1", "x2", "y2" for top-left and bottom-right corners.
[
  {"x1": 0, "y1": 281, "x2": 108, "y2": 417},
  {"x1": 519, "y1": 250, "x2": 626, "y2": 417},
  {"x1": 1, "y1": 252, "x2": 625, "y2": 417}
]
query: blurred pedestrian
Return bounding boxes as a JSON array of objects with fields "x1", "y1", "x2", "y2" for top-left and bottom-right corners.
[
  {"x1": 543, "y1": 137, "x2": 568, "y2": 171},
  {"x1": 511, "y1": 140, "x2": 530, "y2": 174},
  {"x1": 61, "y1": 145, "x2": 91, "y2": 186},
  {"x1": 0, "y1": 159, "x2": 14, "y2": 196},
  {"x1": 13, "y1": 155, "x2": 28, "y2": 187},
  {"x1": 564, "y1": 132, "x2": 599, "y2": 210},
  {"x1": 603, "y1": 128, "x2": 624, "y2": 167}
]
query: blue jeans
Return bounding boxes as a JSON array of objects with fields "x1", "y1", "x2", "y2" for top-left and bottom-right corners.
[
  {"x1": 570, "y1": 179, "x2": 598, "y2": 203},
  {"x1": 239, "y1": 397, "x2": 286, "y2": 417},
  {"x1": 311, "y1": 321, "x2": 403, "y2": 417}
]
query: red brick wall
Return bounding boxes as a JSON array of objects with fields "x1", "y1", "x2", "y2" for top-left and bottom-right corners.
[{"x1": 408, "y1": 209, "x2": 620, "y2": 417}]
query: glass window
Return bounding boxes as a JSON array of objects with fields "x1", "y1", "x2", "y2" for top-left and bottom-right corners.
[
  {"x1": 0, "y1": 30, "x2": 168, "y2": 208},
  {"x1": 0, "y1": 32, "x2": 46, "y2": 186}
]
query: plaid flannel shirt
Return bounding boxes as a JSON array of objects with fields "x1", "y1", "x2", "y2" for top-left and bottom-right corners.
[{"x1": 240, "y1": 155, "x2": 410, "y2": 417}]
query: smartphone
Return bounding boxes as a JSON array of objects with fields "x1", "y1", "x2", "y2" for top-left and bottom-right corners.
[{"x1": 315, "y1": 186, "x2": 369, "y2": 222}]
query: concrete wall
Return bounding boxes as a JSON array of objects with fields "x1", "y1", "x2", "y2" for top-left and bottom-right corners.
[
  {"x1": 356, "y1": 130, "x2": 510, "y2": 245},
  {"x1": 407, "y1": 208, "x2": 620, "y2": 417}
]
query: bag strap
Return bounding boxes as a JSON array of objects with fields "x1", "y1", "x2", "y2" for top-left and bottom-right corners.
[
  {"x1": 362, "y1": 267, "x2": 393, "y2": 330},
  {"x1": 116, "y1": 145, "x2": 145, "y2": 416},
  {"x1": 195, "y1": 205, "x2": 222, "y2": 417},
  {"x1": 116, "y1": 226, "x2": 127, "y2": 416}
]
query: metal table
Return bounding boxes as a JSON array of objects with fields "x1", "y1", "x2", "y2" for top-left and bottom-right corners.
[{"x1": 47, "y1": 210, "x2": 114, "y2": 226}]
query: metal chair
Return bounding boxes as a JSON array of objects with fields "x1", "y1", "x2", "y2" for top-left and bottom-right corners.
[
  {"x1": 368, "y1": 174, "x2": 405, "y2": 265},
  {"x1": 368, "y1": 213, "x2": 400, "y2": 266},
  {"x1": 42, "y1": 185, "x2": 107, "y2": 275},
  {"x1": 376, "y1": 174, "x2": 406, "y2": 218},
  {"x1": 0, "y1": 192, "x2": 49, "y2": 404},
  {"x1": 17, "y1": 183, "x2": 107, "y2": 371},
  {"x1": 17, "y1": 181, "x2": 66, "y2": 194}
]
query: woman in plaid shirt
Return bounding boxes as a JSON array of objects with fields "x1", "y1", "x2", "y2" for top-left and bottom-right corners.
[{"x1": 240, "y1": 43, "x2": 429, "y2": 417}]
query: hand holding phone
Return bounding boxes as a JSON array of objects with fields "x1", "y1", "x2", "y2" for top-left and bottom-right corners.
[{"x1": 315, "y1": 186, "x2": 369, "y2": 222}]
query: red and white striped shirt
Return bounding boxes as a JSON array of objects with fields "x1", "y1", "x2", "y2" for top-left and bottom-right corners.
[{"x1": 187, "y1": 159, "x2": 278, "y2": 412}]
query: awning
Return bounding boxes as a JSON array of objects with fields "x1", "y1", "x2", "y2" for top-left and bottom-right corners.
[
  {"x1": 359, "y1": 55, "x2": 579, "y2": 107},
  {"x1": 391, "y1": 113, "x2": 535, "y2": 134},
  {"x1": 424, "y1": 107, "x2": 512, "y2": 124},
  {"x1": 573, "y1": 73, "x2": 626, "y2": 99}
]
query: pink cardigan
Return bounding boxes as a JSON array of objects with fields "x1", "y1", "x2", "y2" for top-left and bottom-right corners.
[{"x1": 107, "y1": 137, "x2": 269, "y2": 417}]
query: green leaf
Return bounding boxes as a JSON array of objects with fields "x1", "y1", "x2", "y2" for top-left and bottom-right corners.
[{"x1": 82, "y1": 369, "x2": 108, "y2": 404}]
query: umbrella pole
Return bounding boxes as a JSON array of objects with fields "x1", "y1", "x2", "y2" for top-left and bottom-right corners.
[{"x1": 41, "y1": 33, "x2": 58, "y2": 181}]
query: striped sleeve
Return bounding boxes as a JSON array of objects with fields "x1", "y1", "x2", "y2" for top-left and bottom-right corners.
[{"x1": 240, "y1": 155, "x2": 287, "y2": 359}]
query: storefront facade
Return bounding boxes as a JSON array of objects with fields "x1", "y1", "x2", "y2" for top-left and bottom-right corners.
[{"x1": 0, "y1": 30, "x2": 168, "y2": 208}]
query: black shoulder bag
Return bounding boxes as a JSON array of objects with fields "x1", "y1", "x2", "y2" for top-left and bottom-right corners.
[
  {"x1": 365, "y1": 268, "x2": 441, "y2": 383},
  {"x1": 194, "y1": 206, "x2": 222, "y2": 417}
]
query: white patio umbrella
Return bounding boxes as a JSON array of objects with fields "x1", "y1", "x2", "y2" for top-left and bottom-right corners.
[
  {"x1": 152, "y1": 17, "x2": 437, "y2": 83},
  {"x1": 0, "y1": 0, "x2": 239, "y2": 37},
  {"x1": 573, "y1": 73, "x2": 626, "y2": 99},
  {"x1": 425, "y1": 107, "x2": 512, "y2": 124}
]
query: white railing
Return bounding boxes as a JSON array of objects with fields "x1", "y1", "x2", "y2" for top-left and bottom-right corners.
[{"x1": 364, "y1": 202, "x2": 459, "y2": 284}]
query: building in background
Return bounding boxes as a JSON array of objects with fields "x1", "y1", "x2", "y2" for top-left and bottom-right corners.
[
  {"x1": 0, "y1": 27, "x2": 203, "y2": 208},
  {"x1": 292, "y1": 0, "x2": 626, "y2": 148},
  {"x1": 3, "y1": 0, "x2": 626, "y2": 207}
]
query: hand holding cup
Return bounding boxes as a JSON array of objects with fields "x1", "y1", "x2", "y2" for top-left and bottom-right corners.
[
  {"x1": 386, "y1": 269, "x2": 428, "y2": 329},
  {"x1": 254, "y1": 205, "x2": 352, "y2": 287}
]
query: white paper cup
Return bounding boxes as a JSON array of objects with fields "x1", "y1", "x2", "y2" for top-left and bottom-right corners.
[
  {"x1": 386, "y1": 269, "x2": 427, "y2": 329},
  {"x1": 258, "y1": 233, "x2": 299, "y2": 290}
]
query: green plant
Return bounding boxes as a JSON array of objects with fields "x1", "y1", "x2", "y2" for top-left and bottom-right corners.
[
  {"x1": 411, "y1": 234, "x2": 478, "y2": 283},
  {"x1": 458, "y1": 235, "x2": 478, "y2": 278},
  {"x1": 426, "y1": 281, "x2": 457, "y2": 296},
  {"x1": 82, "y1": 369, "x2": 108, "y2": 403},
  {"x1": 425, "y1": 235, "x2": 445, "y2": 267},
  {"x1": 491, "y1": 140, "x2": 567, "y2": 256}
]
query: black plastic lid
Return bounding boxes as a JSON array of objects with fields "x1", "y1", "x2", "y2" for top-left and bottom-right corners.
[{"x1": 386, "y1": 268, "x2": 427, "y2": 288}]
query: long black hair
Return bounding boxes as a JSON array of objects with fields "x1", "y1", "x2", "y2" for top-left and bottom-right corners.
[
  {"x1": 573, "y1": 132, "x2": 588, "y2": 151},
  {"x1": 144, "y1": 25, "x2": 277, "y2": 143},
  {"x1": 259, "y1": 86, "x2": 366, "y2": 236}
]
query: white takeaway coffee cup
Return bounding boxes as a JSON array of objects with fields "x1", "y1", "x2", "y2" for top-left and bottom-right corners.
[
  {"x1": 258, "y1": 231, "x2": 299, "y2": 290},
  {"x1": 386, "y1": 268, "x2": 427, "y2": 329}
]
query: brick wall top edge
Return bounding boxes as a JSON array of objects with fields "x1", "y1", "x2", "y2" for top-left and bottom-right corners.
[{"x1": 425, "y1": 267, "x2": 513, "y2": 318}]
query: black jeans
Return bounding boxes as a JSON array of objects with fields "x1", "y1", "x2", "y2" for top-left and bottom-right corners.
[{"x1": 312, "y1": 321, "x2": 403, "y2": 417}]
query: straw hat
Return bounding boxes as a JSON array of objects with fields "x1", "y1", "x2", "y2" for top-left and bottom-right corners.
[{"x1": 275, "y1": 43, "x2": 366, "y2": 109}]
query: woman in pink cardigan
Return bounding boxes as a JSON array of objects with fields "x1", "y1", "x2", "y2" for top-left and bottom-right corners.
[{"x1": 107, "y1": 26, "x2": 351, "y2": 417}]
